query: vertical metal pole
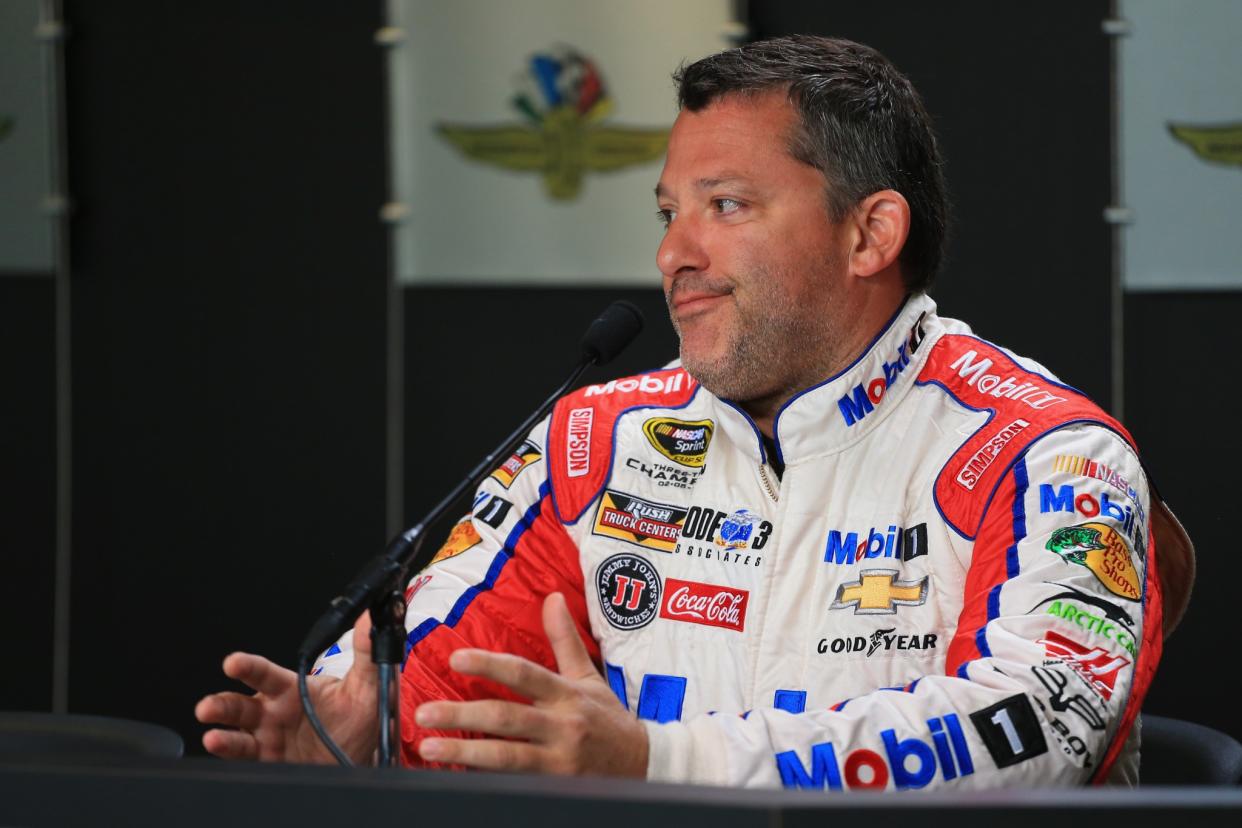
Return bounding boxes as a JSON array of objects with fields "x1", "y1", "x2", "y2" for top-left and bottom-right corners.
[
  {"x1": 1104, "y1": 4, "x2": 1131, "y2": 420},
  {"x1": 39, "y1": 0, "x2": 72, "y2": 714},
  {"x1": 378, "y1": 10, "x2": 405, "y2": 540}
]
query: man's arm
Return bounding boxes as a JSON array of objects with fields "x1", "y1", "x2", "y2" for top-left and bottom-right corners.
[
  {"x1": 309, "y1": 417, "x2": 605, "y2": 766},
  {"x1": 639, "y1": 423, "x2": 1158, "y2": 788},
  {"x1": 197, "y1": 416, "x2": 603, "y2": 765}
]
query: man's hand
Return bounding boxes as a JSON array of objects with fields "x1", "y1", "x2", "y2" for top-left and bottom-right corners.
[
  {"x1": 414, "y1": 592, "x2": 648, "y2": 778},
  {"x1": 194, "y1": 612, "x2": 379, "y2": 764}
]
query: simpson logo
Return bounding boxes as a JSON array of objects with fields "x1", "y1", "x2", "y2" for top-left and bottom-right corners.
[
  {"x1": 585, "y1": 372, "x2": 689, "y2": 397},
  {"x1": 1045, "y1": 522, "x2": 1141, "y2": 601},
  {"x1": 830, "y1": 569, "x2": 929, "y2": 615},
  {"x1": 837, "y1": 340, "x2": 913, "y2": 427},
  {"x1": 592, "y1": 490, "x2": 688, "y2": 552},
  {"x1": 490, "y1": 440, "x2": 542, "y2": 488},
  {"x1": 641, "y1": 417, "x2": 714, "y2": 468},
  {"x1": 566, "y1": 407, "x2": 593, "y2": 479},
  {"x1": 430, "y1": 517, "x2": 481, "y2": 565},
  {"x1": 659, "y1": 578, "x2": 748, "y2": 632},
  {"x1": 956, "y1": 419, "x2": 1031, "y2": 490},
  {"x1": 948, "y1": 350, "x2": 1067, "y2": 410},
  {"x1": 596, "y1": 553, "x2": 661, "y2": 630},
  {"x1": 776, "y1": 712, "x2": 975, "y2": 790},
  {"x1": 1038, "y1": 630, "x2": 1130, "y2": 702}
]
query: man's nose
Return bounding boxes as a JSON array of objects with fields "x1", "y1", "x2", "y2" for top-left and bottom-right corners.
[{"x1": 657, "y1": 215, "x2": 709, "y2": 279}]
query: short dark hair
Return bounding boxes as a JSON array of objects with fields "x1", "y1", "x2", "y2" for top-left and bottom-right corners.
[{"x1": 673, "y1": 35, "x2": 949, "y2": 293}]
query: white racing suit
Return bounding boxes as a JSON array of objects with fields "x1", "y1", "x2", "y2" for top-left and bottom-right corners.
[{"x1": 316, "y1": 293, "x2": 1165, "y2": 789}]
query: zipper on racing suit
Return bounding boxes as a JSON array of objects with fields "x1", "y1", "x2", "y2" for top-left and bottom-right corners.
[{"x1": 758, "y1": 463, "x2": 779, "y2": 503}]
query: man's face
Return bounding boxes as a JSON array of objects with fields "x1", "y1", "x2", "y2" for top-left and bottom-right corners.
[{"x1": 655, "y1": 91, "x2": 852, "y2": 404}]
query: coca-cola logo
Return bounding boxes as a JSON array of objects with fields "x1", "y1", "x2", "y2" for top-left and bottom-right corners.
[{"x1": 659, "y1": 578, "x2": 748, "y2": 632}]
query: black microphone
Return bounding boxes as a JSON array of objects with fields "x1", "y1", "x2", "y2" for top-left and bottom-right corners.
[
  {"x1": 296, "y1": 301, "x2": 644, "y2": 671},
  {"x1": 581, "y1": 300, "x2": 644, "y2": 364}
]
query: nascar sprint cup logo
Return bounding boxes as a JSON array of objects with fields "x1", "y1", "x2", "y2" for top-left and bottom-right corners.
[
  {"x1": 642, "y1": 417, "x2": 713, "y2": 468},
  {"x1": 596, "y1": 553, "x2": 662, "y2": 630}
]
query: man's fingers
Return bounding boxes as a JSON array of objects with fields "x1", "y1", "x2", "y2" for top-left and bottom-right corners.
[
  {"x1": 416, "y1": 699, "x2": 550, "y2": 740},
  {"x1": 418, "y1": 736, "x2": 543, "y2": 773},
  {"x1": 542, "y1": 592, "x2": 597, "y2": 681},
  {"x1": 222, "y1": 652, "x2": 293, "y2": 697},
  {"x1": 194, "y1": 692, "x2": 264, "y2": 731},
  {"x1": 352, "y1": 609, "x2": 373, "y2": 660},
  {"x1": 202, "y1": 728, "x2": 260, "y2": 760},
  {"x1": 448, "y1": 649, "x2": 563, "y2": 701}
]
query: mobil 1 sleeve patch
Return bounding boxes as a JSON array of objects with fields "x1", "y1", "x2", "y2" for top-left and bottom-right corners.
[{"x1": 969, "y1": 694, "x2": 1049, "y2": 769}]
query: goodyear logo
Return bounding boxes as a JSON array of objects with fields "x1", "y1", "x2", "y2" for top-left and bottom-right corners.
[
  {"x1": 436, "y1": 48, "x2": 670, "y2": 200},
  {"x1": 642, "y1": 417, "x2": 713, "y2": 468},
  {"x1": 1045, "y1": 522, "x2": 1140, "y2": 601},
  {"x1": 490, "y1": 439, "x2": 542, "y2": 488},
  {"x1": 592, "y1": 490, "x2": 688, "y2": 553}
]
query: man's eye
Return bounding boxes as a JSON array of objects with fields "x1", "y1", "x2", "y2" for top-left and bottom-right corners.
[
  {"x1": 656, "y1": 208, "x2": 675, "y2": 228},
  {"x1": 713, "y1": 198, "x2": 741, "y2": 214}
]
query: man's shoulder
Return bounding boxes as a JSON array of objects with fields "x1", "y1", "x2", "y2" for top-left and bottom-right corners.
[
  {"x1": 547, "y1": 364, "x2": 702, "y2": 524},
  {"x1": 915, "y1": 331, "x2": 1134, "y2": 538}
]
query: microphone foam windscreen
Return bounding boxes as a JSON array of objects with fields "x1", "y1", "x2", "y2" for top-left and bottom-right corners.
[{"x1": 580, "y1": 301, "x2": 645, "y2": 365}]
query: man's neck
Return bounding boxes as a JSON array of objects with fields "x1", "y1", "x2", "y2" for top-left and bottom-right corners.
[{"x1": 742, "y1": 293, "x2": 908, "y2": 439}]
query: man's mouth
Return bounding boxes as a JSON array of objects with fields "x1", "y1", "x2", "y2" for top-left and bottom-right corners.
[{"x1": 671, "y1": 288, "x2": 732, "y2": 319}]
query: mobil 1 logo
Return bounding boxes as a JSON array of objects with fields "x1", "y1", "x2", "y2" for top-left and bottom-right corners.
[
  {"x1": 596, "y1": 553, "x2": 662, "y2": 631},
  {"x1": 969, "y1": 694, "x2": 1048, "y2": 769}
]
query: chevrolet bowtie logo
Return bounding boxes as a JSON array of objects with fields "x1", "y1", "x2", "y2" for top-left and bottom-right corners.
[{"x1": 830, "y1": 569, "x2": 928, "y2": 615}]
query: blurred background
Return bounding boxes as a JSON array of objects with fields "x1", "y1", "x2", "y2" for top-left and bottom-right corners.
[{"x1": 1, "y1": 0, "x2": 1237, "y2": 753}]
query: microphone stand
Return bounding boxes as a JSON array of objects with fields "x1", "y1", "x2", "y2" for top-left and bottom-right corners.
[
  {"x1": 366, "y1": 356, "x2": 596, "y2": 766},
  {"x1": 290, "y1": 296, "x2": 640, "y2": 764},
  {"x1": 296, "y1": 301, "x2": 643, "y2": 768}
]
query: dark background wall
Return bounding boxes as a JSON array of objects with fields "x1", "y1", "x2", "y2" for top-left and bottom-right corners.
[
  {"x1": 1, "y1": 0, "x2": 1233, "y2": 752},
  {"x1": 52, "y1": 2, "x2": 390, "y2": 743}
]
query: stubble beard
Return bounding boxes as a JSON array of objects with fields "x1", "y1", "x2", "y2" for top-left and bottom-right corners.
[{"x1": 668, "y1": 266, "x2": 841, "y2": 404}]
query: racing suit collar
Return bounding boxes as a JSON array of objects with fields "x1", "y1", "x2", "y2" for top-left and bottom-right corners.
[{"x1": 712, "y1": 293, "x2": 940, "y2": 468}]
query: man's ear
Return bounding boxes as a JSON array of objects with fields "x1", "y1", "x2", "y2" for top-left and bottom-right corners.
[{"x1": 849, "y1": 189, "x2": 911, "y2": 278}]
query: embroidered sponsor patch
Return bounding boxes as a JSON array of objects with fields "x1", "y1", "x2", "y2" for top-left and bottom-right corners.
[
  {"x1": 641, "y1": 417, "x2": 713, "y2": 468},
  {"x1": 592, "y1": 490, "x2": 688, "y2": 553},
  {"x1": 659, "y1": 578, "x2": 748, "y2": 631},
  {"x1": 829, "y1": 570, "x2": 929, "y2": 615},
  {"x1": 596, "y1": 553, "x2": 661, "y2": 630},
  {"x1": 431, "y1": 517, "x2": 481, "y2": 565},
  {"x1": 969, "y1": 694, "x2": 1049, "y2": 769},
  {"x1": 490, "y1": 439, "x2": 542, "y2": 488},
  {"x1": 565, "y1": 407, "x2": 593, "y2": 478},
  {"x1": 1045, "y1": 522, "x2": 1141, "y2": 601},
  {"x1": 1038, "y1": 630, "x2": 1130, "y2": 702}
]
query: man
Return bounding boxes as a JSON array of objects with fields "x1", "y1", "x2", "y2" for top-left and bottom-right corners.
[{"x1": 198, "y1": 35, "x2": 1191, "y2": 789}]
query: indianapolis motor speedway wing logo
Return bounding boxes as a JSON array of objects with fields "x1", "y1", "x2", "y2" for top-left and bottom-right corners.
[{"x1": 436, "y1": 47, "x2": 670, "y2": 199}]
